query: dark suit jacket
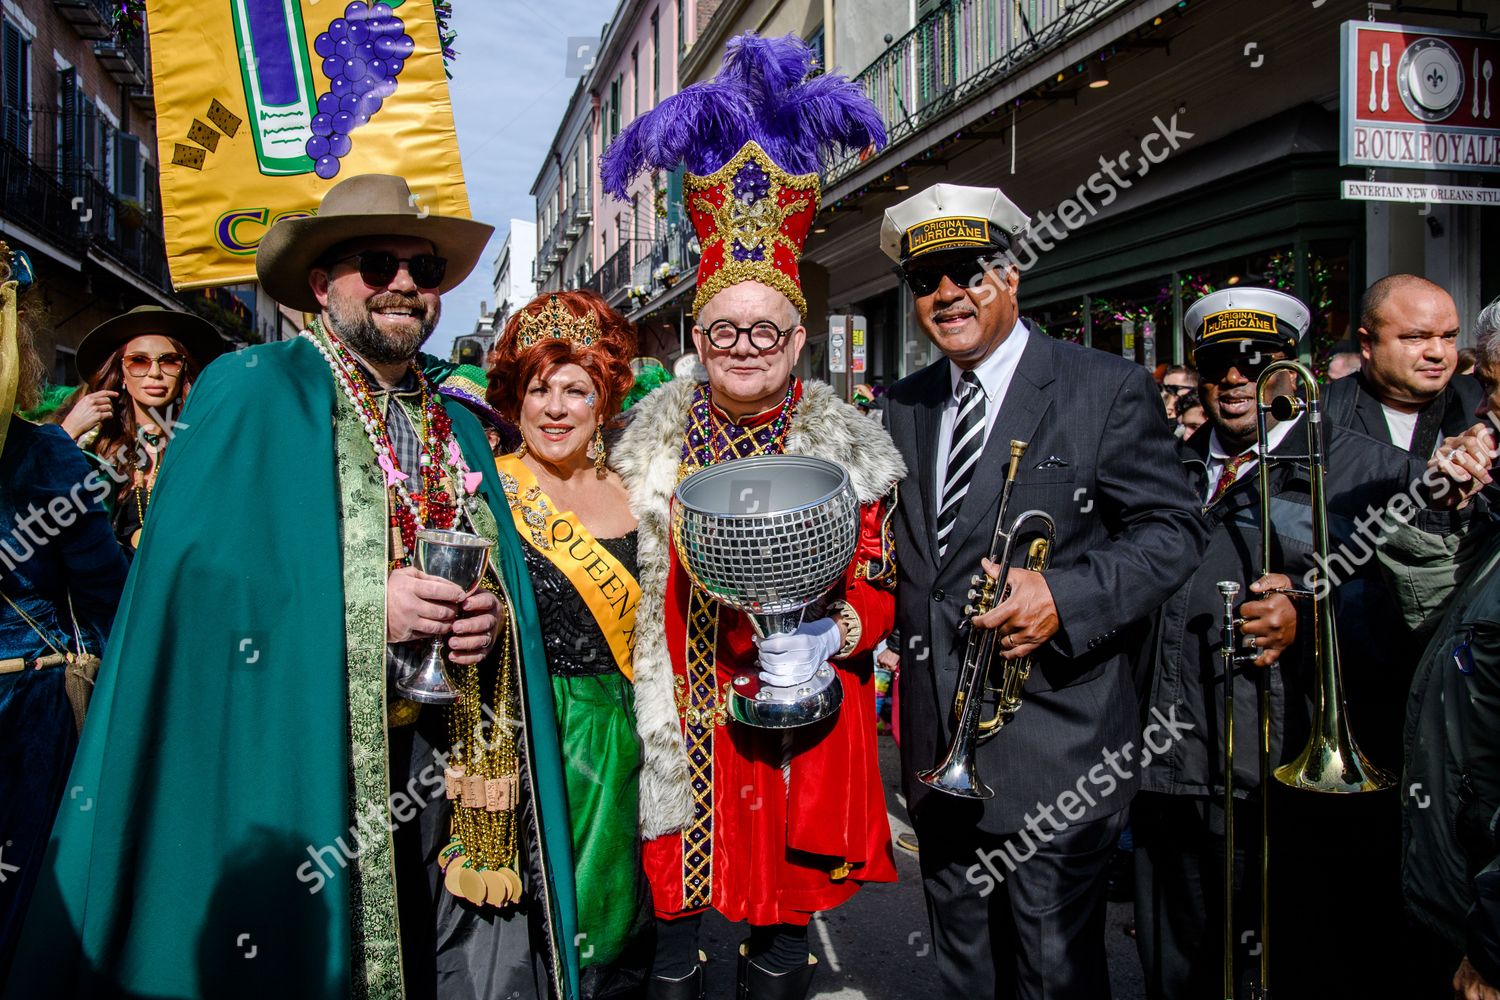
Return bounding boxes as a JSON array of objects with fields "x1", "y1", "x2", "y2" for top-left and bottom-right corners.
[
  {"x1": 1324, "y1": 370, "x2": 1482, "y2": 456},
  {"x1": 886, "y1": 324, "x2": 1207, "y2": 833}
]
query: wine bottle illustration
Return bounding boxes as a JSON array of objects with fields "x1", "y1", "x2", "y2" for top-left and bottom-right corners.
[{"x1": 231, "y1": 0, "x2": 318, "y2": 176}]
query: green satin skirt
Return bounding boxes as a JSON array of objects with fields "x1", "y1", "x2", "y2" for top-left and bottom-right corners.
[{"x1": 553, "y1": 671, "x2": 645, "y2": 970}]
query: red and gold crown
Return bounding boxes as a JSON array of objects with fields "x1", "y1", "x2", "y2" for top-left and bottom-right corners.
[
  {"x1": 600, "y1": 33, "x2": 884, "y2": 322},
  {"x1": 686, "y1": 142, "x2": 819, "y2": 319}
]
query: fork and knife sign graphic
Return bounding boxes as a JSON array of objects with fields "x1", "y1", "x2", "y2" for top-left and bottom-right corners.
[
  {"x1": 1368, "y1": 43, "x2": 1390, "y2": 112},
  {"x1": 1368, "y1": 36, "x2": 1491, "y2": 120}
]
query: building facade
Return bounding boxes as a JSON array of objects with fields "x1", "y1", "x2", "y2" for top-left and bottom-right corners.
[
  {"x1": 493, "y1": 218, "x2": 537, "y2": 326},
  {"x1": 534, "y1": 0, "x2": 697, "y2": 363},
  {"x1": 0, "y1": 0, "x2": 269, "y2": 384},
  {"x1": 538, "y1": 0, "x2": 1500, "y2": 381},
  {"x1": 806, "y1": 0, "x2": 1499, "y2": 389},
  {"x1": 532, "y1": 75, "x2": 597, "y2": 298}
]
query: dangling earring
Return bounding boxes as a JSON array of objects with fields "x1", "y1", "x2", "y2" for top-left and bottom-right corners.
[
  {"x1": 593, "y1": 425, "x2": 606, "y2": 475},
  {"x1": 515, "y1": 437, "x2": 527, "y2": 458}
]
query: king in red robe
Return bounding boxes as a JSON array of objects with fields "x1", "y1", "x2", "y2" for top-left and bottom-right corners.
[{"x1": 605, "y1": 30, "x2": 900, "y2": 1000}]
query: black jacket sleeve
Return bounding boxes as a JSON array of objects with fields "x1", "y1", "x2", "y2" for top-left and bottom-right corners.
[{"x1": 1045, "y1": 364, "x2": 1208, "y2": 655}]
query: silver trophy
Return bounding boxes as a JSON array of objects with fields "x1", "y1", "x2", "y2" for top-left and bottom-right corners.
[
  {"x1": 398, "y1": 528, "x2": 495, "y2": 705},
  {"x1": 672, "y1": 454, "x2": 860, "y2": 728}
]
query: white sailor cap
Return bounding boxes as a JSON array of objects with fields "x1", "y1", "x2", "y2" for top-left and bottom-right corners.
[
  {"x1": 1184, "y1": 287, "x2": 1310, "y2": 356},
  {"x1": 880, "y1": 183, "x2": 1030, "y2": 263}
]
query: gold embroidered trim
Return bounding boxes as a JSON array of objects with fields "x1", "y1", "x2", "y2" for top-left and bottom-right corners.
[
  {"x1": 829, "y1": 599, "x2": 862, "y2": 659},
  {"x1": 858, "y1": 491, "x2": 899, "y2": 588},
  {"x1": 680, "y1": 585, "x2": 721, "y2": 909},
  {"x1": 692, "y1": 261, "x2": 808, "y2": 321},
  {"x1": 684, "y1": 141, "x2": 819, "y2": 319}
]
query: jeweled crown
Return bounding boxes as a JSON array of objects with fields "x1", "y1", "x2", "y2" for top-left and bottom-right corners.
[{"x1": 515, "y1": 295, "x2": 599, "y2": 350}]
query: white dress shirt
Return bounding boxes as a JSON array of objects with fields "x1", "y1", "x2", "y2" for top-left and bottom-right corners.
[
  {"x1": 935, "y1": 319, "x2": 1030, "y2": 491},
  {"x1": 1203, "y1": 418, "x2": 1296, "y2": 506}
]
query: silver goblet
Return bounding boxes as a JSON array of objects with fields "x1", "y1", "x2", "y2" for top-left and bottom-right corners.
[
  {"x1": 672, "y1": 454, "x2": 860, "y2": 728},
  {"x1": 398, "y1": 528, "x2": 495, "y2": 705}
]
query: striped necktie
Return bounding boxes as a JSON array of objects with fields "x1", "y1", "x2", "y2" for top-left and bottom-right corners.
[
  {"x1": 1206, "y1": 449, "x2": 1255, "y2": 508},
  {"x1": 937, "y1": 370, "x2": 986, "y2": 557}
]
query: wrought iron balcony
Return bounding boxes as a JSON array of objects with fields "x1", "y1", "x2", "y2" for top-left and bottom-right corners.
[
  {"x1": 828, "y1": 0, "x2": 1133, "y2": 183},
  {"x1": 0, "y1": 138, "x2": 173, "y2": 293},
  {"x1": 52, "y1": 0, "x2": 113, "y2": 41},
  {"x1": 95, "y1": 31, "x2": 147, "y2": 88},
  {"x1": 68, "y1": 170, "x2": 171, "y2": 291},
  {"x1": 570, "y1": 188, "x2": 591, "y2": 224},
  {"x1": 0, "y1": 139, "x2": 83, "y2": 257},
  {"x1": 593, "y1": 244, "x2": 633, "y2": 302}
]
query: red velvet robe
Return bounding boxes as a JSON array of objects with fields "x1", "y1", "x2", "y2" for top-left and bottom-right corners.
[{"x1": 643, "y1": 483, "x2": 899, "y2": 927}]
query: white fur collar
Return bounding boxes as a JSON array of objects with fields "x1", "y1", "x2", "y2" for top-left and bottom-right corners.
[{"x1": 613, "y1": 378, "x2": 906, "y2": 837}]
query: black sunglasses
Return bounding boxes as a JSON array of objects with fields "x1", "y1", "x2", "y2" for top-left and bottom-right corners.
[
  {"x1": 330, "y1": 251, "x2": 448, "y2": 290},
  {"x1": 1196, "y1": 347, "x2": 1287, "y2": 383},
  {"x1": 899, "y1": 257, "x2": 995, "y2": 298}
]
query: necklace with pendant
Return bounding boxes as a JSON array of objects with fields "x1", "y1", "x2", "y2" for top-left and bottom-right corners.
[{"x1": 302, "y1": 321, "x2": 483, "y2": 566}]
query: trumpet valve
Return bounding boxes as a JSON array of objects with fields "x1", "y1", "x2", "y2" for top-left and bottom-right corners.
[{"x1": 970, "y1": 573, "x2": 985, "y2": 587}]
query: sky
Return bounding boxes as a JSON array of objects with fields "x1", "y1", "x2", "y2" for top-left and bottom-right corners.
[{"x1": 428, "y1": 0, "x2": 618, "y2": 358}]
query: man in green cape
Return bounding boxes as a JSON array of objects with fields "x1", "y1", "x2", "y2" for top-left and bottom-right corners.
[{"x1": 3, "y1": 175, "x2": 581, "y2": 1000}]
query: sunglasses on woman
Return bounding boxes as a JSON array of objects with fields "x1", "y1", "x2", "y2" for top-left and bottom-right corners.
[
  {"x1": 329, "y1": 251, "x2": 448, "y2": 290},
  {"x1": 123, "y1": 353, "x2": 187, "y2": 377}
]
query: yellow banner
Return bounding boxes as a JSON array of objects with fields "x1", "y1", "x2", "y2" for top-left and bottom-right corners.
[{"x1": 145, "y1": 0, "x2": 474, "y2": 290}]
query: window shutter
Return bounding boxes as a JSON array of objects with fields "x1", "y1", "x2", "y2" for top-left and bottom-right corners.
[
  {"x1": 115, "y1": 132, "x2": 139, "y2": 198},
  {"x1": 143, "y1": 160, "x2": 158, "y2": 216},
  {"x1": 58, "y1": 68, "x2": 77, "y2": 177},
  {"x1": 3, "y1": 23, "x2": 23, "y2": 148}
]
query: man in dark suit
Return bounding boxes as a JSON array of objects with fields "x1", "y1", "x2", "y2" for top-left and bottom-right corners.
[
  {"x1": 878, "y1": 183, "x2": 1207, "y2": 999},
  {"x1": 1325, "y1": 273, "x2": 1480, "y2": 456},
  {"x1": 1132, "y1": 287, "x2": 1440, "y2": 999}
]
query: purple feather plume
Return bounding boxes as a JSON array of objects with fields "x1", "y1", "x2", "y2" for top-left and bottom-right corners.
[{"x1": 600, "y1": 32, "x2": 886, "y2": 199}]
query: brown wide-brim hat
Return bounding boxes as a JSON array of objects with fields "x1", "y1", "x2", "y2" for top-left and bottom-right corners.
[
  {"x1": 76, "y1": 306, "x2": 229, "y2": 382},
  {"x1": 255, "y1": 173, "x2": 495, "y2": 314}
]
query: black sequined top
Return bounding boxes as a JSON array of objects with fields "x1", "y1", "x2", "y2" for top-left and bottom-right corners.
[{"x1": 521, "y1": 530, "x2": 639, "y2": 677}]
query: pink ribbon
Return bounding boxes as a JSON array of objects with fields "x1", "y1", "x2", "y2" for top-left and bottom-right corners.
[{"x1": 378, "y1": 453, "x2": 409, "y2": 486}]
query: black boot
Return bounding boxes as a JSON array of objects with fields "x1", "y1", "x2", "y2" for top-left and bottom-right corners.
[
  {"x1": 740, "y1": 952, "x2": 818, "y2": 1000},
  {"x1": 646, "y1": 964, "x2": 704, "y2": 1000},
  {"x1": 736, "y1": 943, "x2": 750, "y2": 1000}
]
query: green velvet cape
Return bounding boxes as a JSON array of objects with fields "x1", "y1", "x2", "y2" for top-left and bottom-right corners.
[{"x1": 2, "y1": 338, "x2": 581, "y2": 1000}]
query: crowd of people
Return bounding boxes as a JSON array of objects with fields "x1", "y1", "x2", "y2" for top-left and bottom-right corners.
[{"x1": 3, "y1": 29, "x2": 1500, "y2": 1000}]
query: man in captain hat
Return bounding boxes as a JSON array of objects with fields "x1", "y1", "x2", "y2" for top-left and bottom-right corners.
[
  {"x1": 1133, "y1": 286, "x2": 1450, "y2": 998},
  {"x1": 879, "y1": 181, "x2": 1207, "y2": 999}
]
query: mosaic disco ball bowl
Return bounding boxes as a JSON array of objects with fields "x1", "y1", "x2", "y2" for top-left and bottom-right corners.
[{"x1": 672, "y1": 454, "x2": 859, "y2": 728}]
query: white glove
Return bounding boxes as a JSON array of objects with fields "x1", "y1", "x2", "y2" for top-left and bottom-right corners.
[{"x1": 757, "y1": 617, "x2": 841, "y2": 687}]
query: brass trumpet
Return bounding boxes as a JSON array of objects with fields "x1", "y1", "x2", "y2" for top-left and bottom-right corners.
[
  {"x1": 919, "y1": 440, "x2": 1055, "y2": 800},
  {"x1": 1216, "y1": 359, "x2": 1393, "y2": 998}
]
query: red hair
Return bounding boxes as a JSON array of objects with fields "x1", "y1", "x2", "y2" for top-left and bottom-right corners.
[{"x1": 487, "y1": 290, "x2": 637, "y2": 424}]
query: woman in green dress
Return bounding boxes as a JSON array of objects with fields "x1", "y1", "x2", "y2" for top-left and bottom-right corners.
[{"x1": 487, "y1": 290, "x2": 650, "y2": 999}]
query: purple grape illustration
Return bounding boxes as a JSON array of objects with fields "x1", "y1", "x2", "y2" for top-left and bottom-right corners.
[{"x1": 305, "y1": 0, "x2": 414, "y2": 179}]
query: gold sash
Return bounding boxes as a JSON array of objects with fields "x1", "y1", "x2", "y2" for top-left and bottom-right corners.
[{"x1": 495, "y1": 454, "x2": 639, "y2": 680}]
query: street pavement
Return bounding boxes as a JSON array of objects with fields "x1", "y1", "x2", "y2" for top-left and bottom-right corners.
[{"x1": 691, "y1": 731, "x2": 1147, "y2": 998}]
